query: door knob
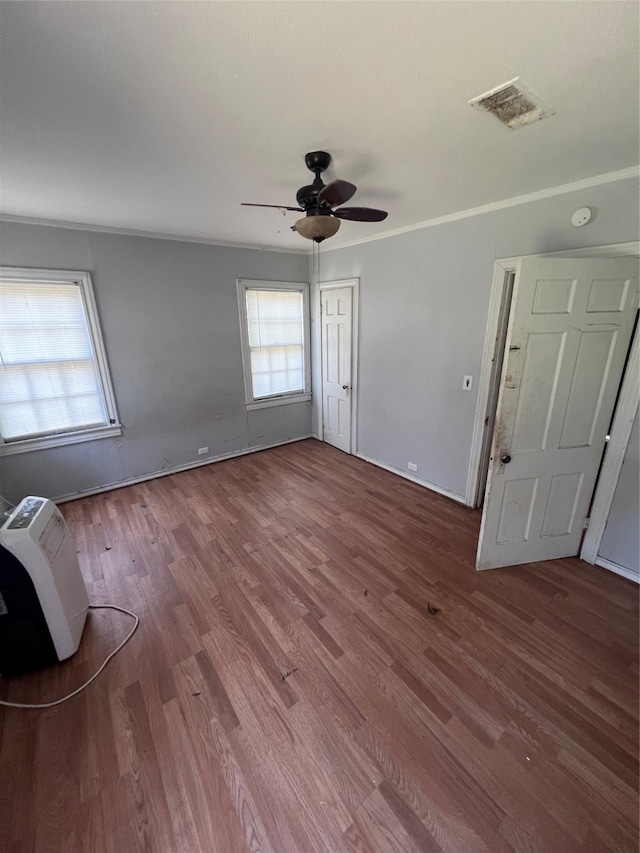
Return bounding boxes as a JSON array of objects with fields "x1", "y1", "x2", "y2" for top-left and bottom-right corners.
[
  {"x1": 500, "y1": 453, "x2": 511, "y2": 464},
  {"x1": 342, "y1": 384, "x2": 349, "y2": 390}
]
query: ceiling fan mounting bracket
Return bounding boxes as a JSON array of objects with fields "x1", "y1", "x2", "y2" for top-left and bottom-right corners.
[{"x1": 304, "y1": 151, "x2": 331, "y2": 174}]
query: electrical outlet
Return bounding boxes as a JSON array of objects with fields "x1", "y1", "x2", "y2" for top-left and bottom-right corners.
[
  {"x1": 463, "y1": 375, "x2": 473, "y2": 390},
  {"x1": 408, "y1": 462, "x2": 418, "y2": 472},
  {"x1": 198, "y1": 447, "x2": 209, "y2": 456}
]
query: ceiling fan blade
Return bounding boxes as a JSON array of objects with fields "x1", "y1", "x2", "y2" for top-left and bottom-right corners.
[
  {"x1": 241, "y1": 203, "x2": 303, "y2": 211},
  {"x1": 317, "y1": 180, "x2": 357, "y2": 207},
  {"x1": 334, "y1": 207, "x2": 388, "y2": 222}
]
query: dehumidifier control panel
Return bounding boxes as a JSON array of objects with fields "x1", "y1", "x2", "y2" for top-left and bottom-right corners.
[{"x1": 6, "y1": 497, "x2": 45, "y2": 529}]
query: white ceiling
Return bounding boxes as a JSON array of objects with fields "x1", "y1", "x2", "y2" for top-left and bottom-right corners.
[{"x1": 1, "y1": 1, "x2": 638, "y2": 251}]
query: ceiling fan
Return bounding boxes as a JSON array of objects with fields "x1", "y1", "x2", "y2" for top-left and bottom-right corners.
[{"x1": 242, "y1": 151, "x2": 388, "y2": 242}]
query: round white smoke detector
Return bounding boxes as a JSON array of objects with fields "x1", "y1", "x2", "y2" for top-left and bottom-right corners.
[{"x1": 571, "y1": 207, "x2": 592, "y2": 227}]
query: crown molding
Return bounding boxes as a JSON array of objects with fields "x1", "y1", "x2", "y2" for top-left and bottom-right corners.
[
  {"x1": 1, "y1": 165, "x2": 637, "y2": 257},
  {"x1": 322, "y1": 165, "x2": 640, "y2": 253},
  {"x1": 0, "y1": 214, "x2": 307, "y2": 255}
]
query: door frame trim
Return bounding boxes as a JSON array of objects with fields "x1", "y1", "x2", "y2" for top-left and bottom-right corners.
[
  {"x1": 315, "y1": 278, "x2": 360, "y2": 454},
  {"x1": 581, "y1": 324, "x2": 639, "y2": 566},
  {"x1": 467, "y1": 245, "x2": 639, "y2": 570},
  {"x1": 465, "y1": 257, "x2": 520, "y2": 507}
]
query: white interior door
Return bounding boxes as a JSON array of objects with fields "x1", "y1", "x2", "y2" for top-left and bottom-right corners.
[
  {"x1": 477, "y1": 257, "x2": 638, "y2": 570},
  {"x1": 321, "y1": 286, "x2": 352, "y2": 453}
]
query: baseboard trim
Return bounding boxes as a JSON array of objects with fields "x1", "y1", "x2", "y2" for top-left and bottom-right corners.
[
  {"x1": 354, "y1": 452, "x2": 466, "y2": 505},
  {"x1": 54, "y1": 435, "x2": 313, "y2": 504},
  {"x1": 594, "y1": 557, "x2": 640, "y2": 584}
]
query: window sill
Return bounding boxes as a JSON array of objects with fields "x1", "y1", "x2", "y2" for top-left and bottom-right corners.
[
  {"x1": 246, "y1": 393, "x2": 311, "y2": 411},
  {"x1": 0, "y1": 424, "x2": 122, "y2": 457}
]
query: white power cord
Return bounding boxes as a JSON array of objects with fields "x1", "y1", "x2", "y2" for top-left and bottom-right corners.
[{"x1": 0, "y1": 604, "x2": 139, "y2": 709}]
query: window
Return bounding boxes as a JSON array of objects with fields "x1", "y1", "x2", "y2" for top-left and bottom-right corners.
[
  {"x1": 0, "y1": 267, "x2": 121, "y2": 455},
  {"x1": 237, "y1": 280, "x2": 310, "y2": 409}
]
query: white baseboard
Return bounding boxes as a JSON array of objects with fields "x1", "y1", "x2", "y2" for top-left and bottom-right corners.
[
  {"x1": 54, "y1": 435, "x2": 313, "y2": 504},
  {"x1": 594, "y1": 556, "x2": 640, "y2": 584},
  {"x1": 354, "y1": 451, "x2": 466, "y2": 505}
]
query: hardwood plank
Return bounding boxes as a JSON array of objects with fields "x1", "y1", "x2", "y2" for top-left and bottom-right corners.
[
  {"x1": 354, "y1": 721, "x2": 493, "y2": 853},
  {"x1": 193, "y1": 649, "x2": 240, "y2": 732},
  {"x1": 378, "y1": 779, "x2": 444, "y2": 852},
  {"x1": 302, "y1": 613, "x2": 345, "y2": 659},
  {"x1": 122, "y1": 681, "x2": 177, "y2": 850},
  {"x1": 390, "y1": 659, "x2": 452, "y2": 726},
  {"x1": 171, "y1": 657, "x2": 270, "y2": 853},
  {"x1": 350, "y1": 787, "x2": 422, "y2": 853}
]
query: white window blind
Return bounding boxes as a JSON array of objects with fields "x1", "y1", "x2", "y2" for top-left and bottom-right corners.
[
  {"x1": 245, "y1": 288, "x2": 305, "y2": 399},
  {"x1": 0, "y1": 280, "x2": 108, "y2": 441}
]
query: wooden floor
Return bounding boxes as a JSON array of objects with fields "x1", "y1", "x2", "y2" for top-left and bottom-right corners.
[{"x1": 1, "y1": 439, "x2": 638, "y2": 853}]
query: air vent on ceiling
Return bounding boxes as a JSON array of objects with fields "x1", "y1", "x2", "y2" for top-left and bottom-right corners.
[{"x1": 469, "y1": 78, "x2": 553, "y2": 129}]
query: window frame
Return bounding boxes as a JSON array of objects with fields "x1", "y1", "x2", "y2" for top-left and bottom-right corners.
[
  {"x1": 236, "y1": 279, "x2": 311, "y2": 410},
  {"x1": 0, "y1": 266, "x2": 122, "y2": 456}
]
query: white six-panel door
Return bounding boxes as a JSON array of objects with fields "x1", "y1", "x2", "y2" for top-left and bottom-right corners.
[
  {"x1": 477, "y1": 257, "x2": 638, "y2": 570},
  {"x1": 321, "y1": 286, "x2": 352, "y2": 453}
]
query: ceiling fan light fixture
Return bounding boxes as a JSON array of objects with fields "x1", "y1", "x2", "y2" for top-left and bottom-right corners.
[{"x1": 294, "y1": 215, "x2": 341, "y2": 243}]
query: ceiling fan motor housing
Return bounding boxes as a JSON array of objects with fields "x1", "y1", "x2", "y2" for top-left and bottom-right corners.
[
  {"x1": 296, "y1": 151, "x2": 333, "y2": 211},
  {"x1": 296, "y1": 182, "x2": 324, "y2": 210}
]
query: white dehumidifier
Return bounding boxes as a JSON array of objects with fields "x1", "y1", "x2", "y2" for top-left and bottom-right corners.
[{"x1": 0, "y1": 496, "x2": 89, "y2": 677}]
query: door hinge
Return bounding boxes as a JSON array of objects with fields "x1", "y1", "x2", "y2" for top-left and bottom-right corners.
[{"x1": 583, "y1": 517, "x2": 590, "y2": 530}]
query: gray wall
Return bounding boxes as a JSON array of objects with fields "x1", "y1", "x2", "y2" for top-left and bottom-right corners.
[
  {"x1": 314, "y1": 176, "x2": 639, "y2": 500},
  {"x1": 2, "y1": 175, "x2": 637, "y2": 509},
  {"x1": 599, "y1": 408, "x2": 639, "y2": 577},
  {"x1": 0, "y1": 223, "x2": 310, "y2": 502}
]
